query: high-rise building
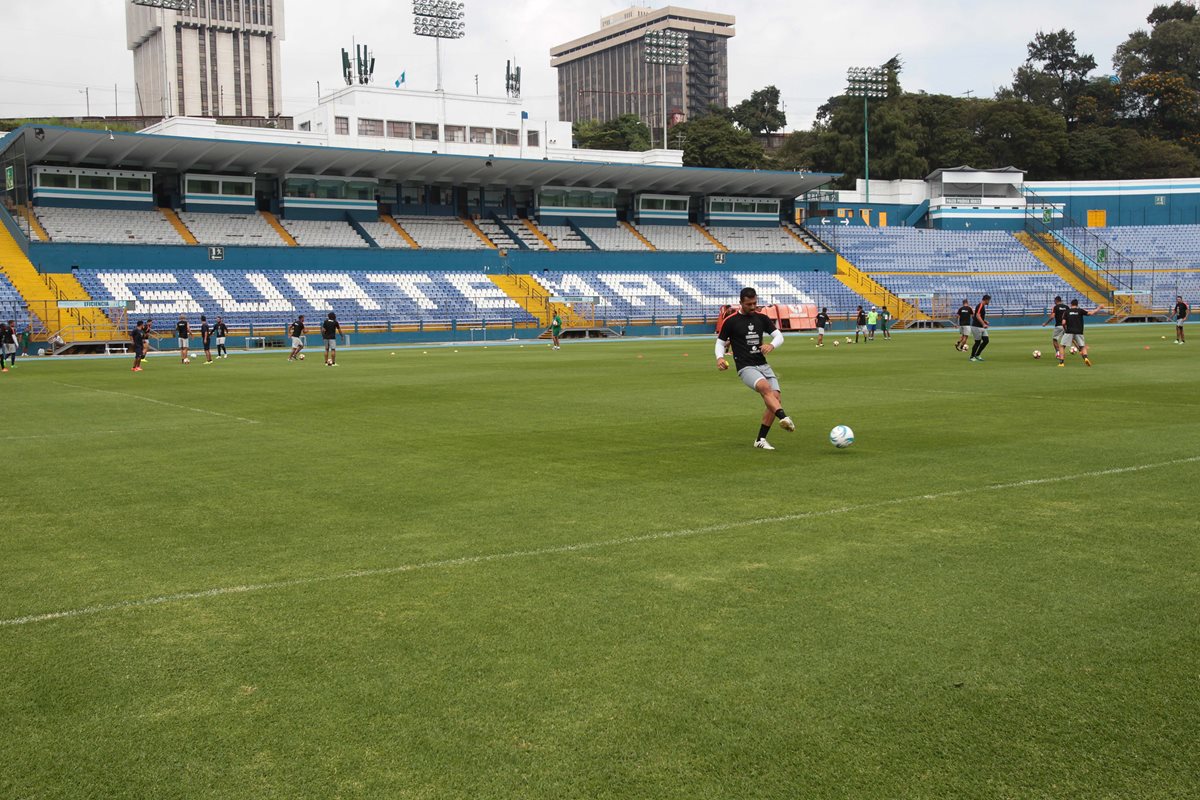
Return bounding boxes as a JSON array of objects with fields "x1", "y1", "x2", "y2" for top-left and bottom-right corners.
[
  {"x1": 551, "y1": 6, "x2": 734, "y2": 131},
  {"x1": 126, "y1": 0, "x2": 285, "y2": 118}
]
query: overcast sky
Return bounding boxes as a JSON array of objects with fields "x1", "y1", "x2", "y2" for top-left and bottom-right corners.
[{"x1": 0, "y1": 0, "x2": 1167, "y2": 130}]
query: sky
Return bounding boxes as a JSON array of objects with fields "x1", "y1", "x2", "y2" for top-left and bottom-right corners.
[{"x1": 0, "y1": 0, "x2": 1170, "y2": 130}]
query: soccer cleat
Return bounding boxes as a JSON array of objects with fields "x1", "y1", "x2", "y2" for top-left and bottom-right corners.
[
  {"x1": 753, "y1": 438, "x2": 776, "y2": 450},
  {"x1": 1084, "y1": 357, "x2": 1092, "y2": 367},
  {"x1": 1057, "y1": 362, "x2": 1065, "y2": 367},
  {"x1": 779, "y1": 416, "x2": 796, "y2": 432},
  {"x1": 968, "y1": 357, "x2": 978, "y2": 362}
]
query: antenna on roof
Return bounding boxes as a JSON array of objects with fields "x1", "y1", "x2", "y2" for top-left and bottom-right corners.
[
  {"x1": 505, "y1": 59, "x2": 522, "y2": 99},
  {"x1": 342, "y1": 41, "x2": 375, "y2": 86}
]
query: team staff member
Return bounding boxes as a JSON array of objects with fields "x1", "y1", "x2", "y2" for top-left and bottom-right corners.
[
  {"x1": 176, "y1": 315, "x2": 191, "y2": 364},
  {"x1": 879, "y1": 306, "x2": 892, "y2": 340},
  {"x1": 1061, "y1": 299, "x2": 1103, "y2": 367},
  {"x1": 322, "y1": 312, "x2": 342, "y2": 366},
  {"x1": 1172, "y1": 295, "x2": 1189, "y2": 344},
  {"x1": 1042, "y1": 295, "x2": 1069, "y2": 362},
  {"x1": 716, "y1": 287, "x2": 796, "y2": 451},
  {"x1": 131, "y1": 320, "x2": 146, "y2": 372},
  {"x1": 866, "y1": 307, "x2": 879, "y2": 341},
  {"x1": 815, "y1": 307, "x2": 830, "y2": 347},
  {"x1": 955, "y1": 300, "x2": 973, "y2": 352},
  {"x1": 288, "y1": 315, "x2": 306, "y2": 361},
  {"x1": 199, "y1": 315, "x2": 214, "y2": 364},
  {"x1": 550, "y1": 311, "x2": 562, "y2": 350},
  {"x1": 215, "y1": 316, "x2": 229, "y2": 359},
  {"x1": 968, "y1": 294, "x2": 991, "y2": 362}
]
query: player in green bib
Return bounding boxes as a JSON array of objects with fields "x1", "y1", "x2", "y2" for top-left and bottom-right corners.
[{"x1": 550, "y1": 312, "x2": 562, "y2": 350}]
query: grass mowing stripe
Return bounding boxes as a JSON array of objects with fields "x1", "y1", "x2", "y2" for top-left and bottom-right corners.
[
  {"x1": 53, "y1": 381, "x2": 262, "y2": 424},
  {"x1": 892, "y1": 385, "x2": 1197, "y2": 408},
  {"x1": 5, "y1": 453, "x2": 1197, "y2": 630}
]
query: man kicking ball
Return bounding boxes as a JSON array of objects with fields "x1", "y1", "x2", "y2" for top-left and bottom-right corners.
[{"x1": 716, "y1": 287, "x2": 795, "y2": 451}]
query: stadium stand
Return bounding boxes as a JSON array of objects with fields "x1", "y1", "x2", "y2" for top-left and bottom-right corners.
[
  {"x1": 0, "y1": 272, "x2": 31, "y2": 327},
  {"x1": 1076, "y1": 225, "x2": 1200, "y2": 306},
  {"x1": 575, "y1": 225, "x2": 646, "y2": 251},
  {"x1": 474, "y1": 218, "x2": 521, "y2": 250},
  {"x1": 399, "y1": 216, "x2": 491, "y2": 250},
  {"x1": 708, "y1": 226, "x2": 813, "y2": 253},
  {"x1": 540, "y1": 225, "x2": 594, "y2": 250},
  {"x1": 358, "y1": 220, "x2": 415, "y2": 249},
  {"x1": 34, "y1": 207, "x2": 185, "y2": 245},
  {"x1": 178, "y1": 212, "x2": 284, "y2": 247},
  {"x1": 785, "y1": 222, "x2": 827, "y2": 252},
  {"x1": 503, "y1": 218, "x2": 551, "y2": 251},
  {"x1": 278, "y1": 218, "x2": 369, "y2": 248},
  {"x1": 630, "y1": 224, "x2": 715, "y2": 252}
]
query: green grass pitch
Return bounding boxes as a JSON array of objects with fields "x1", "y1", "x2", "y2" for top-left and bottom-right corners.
[{"x1": 2, "y1": 327, "x2": 1197, "y2": 799}]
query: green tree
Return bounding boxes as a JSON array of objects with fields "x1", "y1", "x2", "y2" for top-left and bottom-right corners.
[
  {"x1": 732, "y1": 85, "x2": 787, "y2": 135},
  {"x1": 670, "y1": 111, "x2": 765, "y2": 169},
  {"x1": 571, "y1": 114, "x2": 651, "y2": 151},
  {"x1": 999, "y1": 29, "x2": 1097, "y2": 127}
]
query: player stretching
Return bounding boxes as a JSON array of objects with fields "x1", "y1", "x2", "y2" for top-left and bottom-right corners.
[
  {"x1": 199, "y1": 315, "x2": 214, "y2": 364},
  {"x1": 1172, "y1": 295, "x2": 1188, "y2": 344},
  {"x1": 176, "y1": 315, "x2": 191, "y2": 363},
  {"x1": 955, "y1": 299, "x2": 973, "y2": 352},
  {"x1": 1042, "y1": 295, "x2": 1069, "y2": 363},
  {"x1": 815, "y1": 307, "x2": 830, "y2": 347},
  {"x1": 716, "y1": 287, "x2": 795, "y2": 451},
  {"x1": 1060, "y1": 299, "x2": 1104, "y2": 366},
  {"x1": 288, "y1": 315, "x2": 306, "y2": 361},
  {"x1": 322, "y1": 312, "x2": 342, "y2": 366},
  {"x1": 215, "y1": 316, "x2": 229, "y2": 358},
  {"x1": 131, "y1": 320, "x2": 146, "y2": 372},
  {"x1": 968, "y1": 294, "x2": 991, "y2": 362}
]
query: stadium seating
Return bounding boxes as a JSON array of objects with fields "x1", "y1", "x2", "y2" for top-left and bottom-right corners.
[
  {"x1": 358, "y1": 221, "x2": 415, "y2": 249},
  {"x1": 500, "y1": 218, "x2": 550, "y2": 251},
  {"x1": 0, "y1": 272, "x2": 32, "y2": 328},
  {"x1": 630, "y1": 224, "x2": 715, "y2": 252},
  {"x1": 35, "y1": 207, "x2": 185, "y2": 245},
  {"x1": 278, "y1": 218, "x2": 369, "y2": 248},
  {"x1": 577, "y1": 225, "x2": 646, "y2": 251},
  {"x1": 178, "y1": 212, "x2": 284, "y2": 246},
  {"x1": 540, "y1": 225, "x2": 594, "y2": 251},
  {"x1": 474, "y1": 219, "x2": 520, "y2": 249},
  {"x1": 1076, "y1": 225, "x2": 1200, "y2": 306},
  {"x1": 709, "y1": 226, "x2": 811, "y2": 253},
  {"x1": 399, "y1": 216, "x2": 490, "y2": 250}
]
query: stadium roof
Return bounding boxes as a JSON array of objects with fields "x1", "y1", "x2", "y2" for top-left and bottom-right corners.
[{"x1": 4, "y1": 125, "x2": 837, "y2": 198}]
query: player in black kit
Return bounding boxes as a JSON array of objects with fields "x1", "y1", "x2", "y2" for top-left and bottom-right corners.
[
  {"x1": 968, "y1": 295, "x2": 991, "y2": 362},
  {"x1": 131, "y1": 320, "x2": 146, "y2": 372},
  {"x1": 288, "y1": 315, "x2": 306, "y2": 361},
  {"x1": 215, "y1": 316, "x2": 229, "y2": 359},
  {"x1": 1042, "y1": 295, "x2": 1069, "y2": 363},
  {"x1": 955, "y1": 300, "x2": 973, "y2": 352},
  {"x1": 175, "y1": 315, "x2": 191, "y2": 364},
  {"x1": 815, "y1": 307, "x2": 830, "y2": 347},
  {"x1": 199, "y1": 315, "x2": 214, "y2": 364},
  {"x1": 1172, "y1": 296, "x2": 1188, "y2": 344},
  {"x1": 716, "y1": 287, "x2": 795, "y2": 451},
  {"x1": 322, "y1": 312, "x2": 342, "y2": 366}
]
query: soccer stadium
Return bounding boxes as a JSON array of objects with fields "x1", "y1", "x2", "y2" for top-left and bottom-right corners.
[{"x1": 2, "y1": 2, "x2": 1198, "y2": 798}]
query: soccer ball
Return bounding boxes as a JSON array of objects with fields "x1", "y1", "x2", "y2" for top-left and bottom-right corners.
[
  {"x1": 298, "y1": 353, "x2": 305, "y2": 360},
  {"x1": 1033, "y1": 350, "x2": 1042, "y2": 359},
  {"x1": 1069, "y1": 346, "x2": 1079, "y2": 354},
  {"x1": 833, "y1": 340, "x2": 840, "y2": 348},
  {"x1": 830, "y1": 425, "x2": 855, "y2": 449},
  {"x1": 182, "y1": 358, "x2": 190, "y2": 364}
]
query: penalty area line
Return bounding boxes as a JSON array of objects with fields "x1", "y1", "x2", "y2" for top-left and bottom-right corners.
[
  {"x1": 3, "y1": 454, "x2": 1198, "y2": 629},
  {"x1": 54, "y1": 382, "x2": 261, "y2": 425}
]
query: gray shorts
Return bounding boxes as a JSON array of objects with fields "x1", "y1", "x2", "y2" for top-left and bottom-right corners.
[
  {"x1": 177, "y1": 337, "x2": 189, "y2": 348},
  {"x1": 739, "y1": 364, "x2": 780, "y2": 393},
  {"x1": 1053, "y1": 326, "x2": 1065, "y2": 342},
  {"x1": 971, "y1": 326, "x2": 988, "y2": 341},
  {"x1": 816, "y1": 327, "x2": 825, "y2": 335},
  {"x1": 1062, "y1": 333, "x2": 1085, "y2": 348},
  {"x1": 216, "y1": 337, "x2": 226, "y2": 346},
  {"x1": 2, "y1": 343, "x2": 15, "y2": 354},
  {"x1": 960, "y1": 326, "x2": 972, "y2": 336},
  {"x1": 291, "y1": 336, "x2": 304, "y2": 348},
  {"x1": 324, "y1": 337, "x2": 337, "y2": 350}
]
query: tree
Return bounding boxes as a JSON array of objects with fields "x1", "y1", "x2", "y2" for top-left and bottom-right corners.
[
  {"x1": 1112, "y1": 4, "x2": 1200, "y2": 142},
  {"x1": 999, "y1": 29, "x2": 1097, "y2": 127},
  {"x1": 732, "y1": 85, "x2": 787, "y2": 135},
  {"x1": 670, "y1": 111, "x2": 765, "y2": 169},
  {"x1": 571, "y1": 114, "x2": 651, "y2": 151}
]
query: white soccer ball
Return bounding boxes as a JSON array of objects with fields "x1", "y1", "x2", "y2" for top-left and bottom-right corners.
[
  {"x1": 845, "y1": 337, "x2": 852, "y2": 344},
  {"x1": 1033, "y1": 350, "x2": 1042, "y2": 359},
  {"x1": 183, "y1": 357, "x2": 190, "y2": 364},
  {"x1": 1069, "y1": 346, "x2": 1079, "y2": 354},
  {"x1": 833, "y1": 340, "x2": 840, "y2": 347},
  {"x1": 830, "y1": 425, "x2": 855, "y2": 449},
  {"x1": 298, "y1": 353, "x2": 305, "y2": 360}
]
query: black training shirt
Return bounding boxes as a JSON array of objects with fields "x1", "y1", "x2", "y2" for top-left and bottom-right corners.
[
  {"x1": 291, "y1": 320, "x2": 305, "y2": 337},
  {"x1": 176, "y1": 320, "x2": 188, "y2": 337},
  {"x1": 215, "y1": 322, "x2": 228, "y2": 337},
  {"x1": 957, "y1": 305, "x2": 973, "y2": 326},
  {"x1": 200, "y1": 322, "x2": 211, "y2": 342},
  {"x1": 1052, "y1": 303, "x2": 1069, "y2": 325},
  {"x1": 816, "y1": 313, "x2": 830, "y2": 329},
  {"x1": 1063, "y1": 307, "x2": 1089, "y2": 334},
  {"x1": 131, "y1": 328, "x2": 144, "y2": 348},
  {"x1": 322, "y1": 319, "x2": 339, "y2": 339},
  {"x1": 1176, "y1": 301, "x2": 1189, "y2": 319},
  {"x1": 973, "y1": 302, "x2": 988, "y2": 326},
  {"x1": 718, "y1": 312, "x2": 776, "y2": 371},
  {"x1": 0, "y1": 325, "x2": 12, "y2": 344},
  {"x1": 856, "y1": 310, "x2": 867, "y2": 325}
]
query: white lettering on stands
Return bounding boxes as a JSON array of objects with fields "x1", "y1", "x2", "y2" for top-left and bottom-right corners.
[
  {"x1": 194, "y1": 272, "x2": 296, "y2": 314},
  {"x1": 596, "y1": 273, "x2": 680, "y2": 308},
  {"x1": 282, "y1": 273, "x2": 381, "y2": 312},
  {"x1": 96, "y1": 272, "x2": 204, "y2": 316},
  {"x1": 664, "y1": 275, "x2": 727, "y2": 308},
  {"x1": 362, "y1": 274, "x2": 438, "y2": 310},
  {"x1": 445, "y1": 273, "x2": 520, "y2": 310},
  {"x1": 731, "y1": 274, "x2": 814, "y2": 304}
]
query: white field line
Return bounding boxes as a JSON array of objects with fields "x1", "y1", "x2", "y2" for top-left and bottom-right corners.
[
  {"x1": 53, "y1": 382, "x2": 260, "y2": 425},
  {"x1": 3, "y1": 455, "x2": 1198, "y2": 629}
]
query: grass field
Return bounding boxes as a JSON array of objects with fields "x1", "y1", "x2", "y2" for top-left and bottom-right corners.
[{"x1": 2, "y1": 326, "x2": 1198, "y2": 799}]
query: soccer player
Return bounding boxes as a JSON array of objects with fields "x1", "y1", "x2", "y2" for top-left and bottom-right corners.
[
  {"x1": 322, "y1": 312, "x2": 342, "y2": 366},
  {"x1": 175, "y1": 314, "x2": 191, "y2": 364},
  {"x1": 968, "y1": 294, "x2": 991, "y2": 362},
  {"x1": 880, "y1": 306, "x2": 892, "y2": 340},
  {"x1": 288, "y1": 315, "x2": 306, "y2": 361},
  {"x1": 550, "y1": 311, "x2": 562, "y2": 350},
  {"x1": 1042, "y1": 295, "x2": 1069, "y2": 363},
  {"x1": 215, "y1": 316, "x2": 229, "y2": 359},
  {"x1": 199, "y1": 315, "x2": 214, "y2": 364},
  {"x1": 815, "y1": 307, "x2": 830, "y2": 347},
  {"x1": 955, "y1": 299, "x2": 973, "y2": 352},
  {"x1": 0, "y1": 321, "x2": 12, "y2": 372},
  {"x1": 854, "y1": 306, "x2": 867, "y2": 343},
  {"x1": 1172, "y1": 295, "x2": 1188, "y2": 344},
  {"x1": 716, "y1": 287, "x2": 796, "y2": 451},
  {"x1": 866, "y1": 307, "x2": 879, "y2": 341},
  {"x1": 131, "y1": 320, "x2": 146, "y2": 372},
  {"x1": 1061, "y1": 299, "x2": 1104, "y2": 366}
]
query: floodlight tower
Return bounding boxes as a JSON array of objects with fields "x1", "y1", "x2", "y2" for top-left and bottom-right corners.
[
  {"x1": 130, "y1": 0, "x2": 196, "y2": 117},
  {"x1": 846, "y1": 66, "x2": 888, "y2": 205},
  {"x1": 413, "y1": 0, "x2": 465, "y2": 93},
  {"x1": 644, "y1": 28, "x2": 688, "y2": 149}
]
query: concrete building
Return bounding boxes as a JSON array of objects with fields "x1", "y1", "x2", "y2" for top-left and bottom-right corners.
[
  {"x1": 551, "y1": 6, "x2": 735, "y2": 130},
  {"x1": 126, "y1": 0, "x2": 285, "y2": 119}
]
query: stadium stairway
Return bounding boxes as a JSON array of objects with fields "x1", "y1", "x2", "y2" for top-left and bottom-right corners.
[
  {"x1": 259, "y1": 210, "x2": 299, "y2": 246},
  {"x1": 1014, "y1": 232, "x2": 1110, "y2": 305},
  {"x1": 522, "y1": 218, "x2": 558, "y2": 251},
  {"x1": 780, "y1": 225, "x2": 815, "y2": 252},
  {"x1": 159, "y1": 207, "x2": 198, "y2": 244},
  {"x1": 462, "y1": 217, "x2": 497, "y2": 249},
  {"x1": 0, "y1": 225, "x2": 111, "y2": 340},
  {"x1": 620, "y1": 221, "x2": 656, "y2": 250},
  {"x1": 382, "y1": 214, "x2": 421, "y2": 248},
  {"x1": 16, "y1": 204, "x2": 49, "y2": 241},
  {"x1": 692, "y1": 223, "x2": 730, "y2": 252},
  {"x1": 834, "y1": 256, "x2": 931, "y2": 326},
  {"x1": 488, "y1": 273, "x2": 586, "y2": 327}
]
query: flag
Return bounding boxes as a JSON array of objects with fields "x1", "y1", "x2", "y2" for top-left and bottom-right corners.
[
  {"x1": 395, "y1": 72, "x2": 406, "y2": 87},
  {"x1": 521, "y1": 110, "x2": 529, "y2": 120}
]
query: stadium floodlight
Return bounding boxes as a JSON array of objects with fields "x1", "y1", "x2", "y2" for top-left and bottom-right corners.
[
  {"x1": 129, "y1": 0, "x2": 196, "y2": 9},
  {"x1": 846, "y1": 66, "x2": 889, "y2": 205},
  {"x1": 413, "y1": 0, "x2": 466, "y2": 93},
  {"x1": 644, "y1": 29, "x2": 688, "y2": 149}
]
